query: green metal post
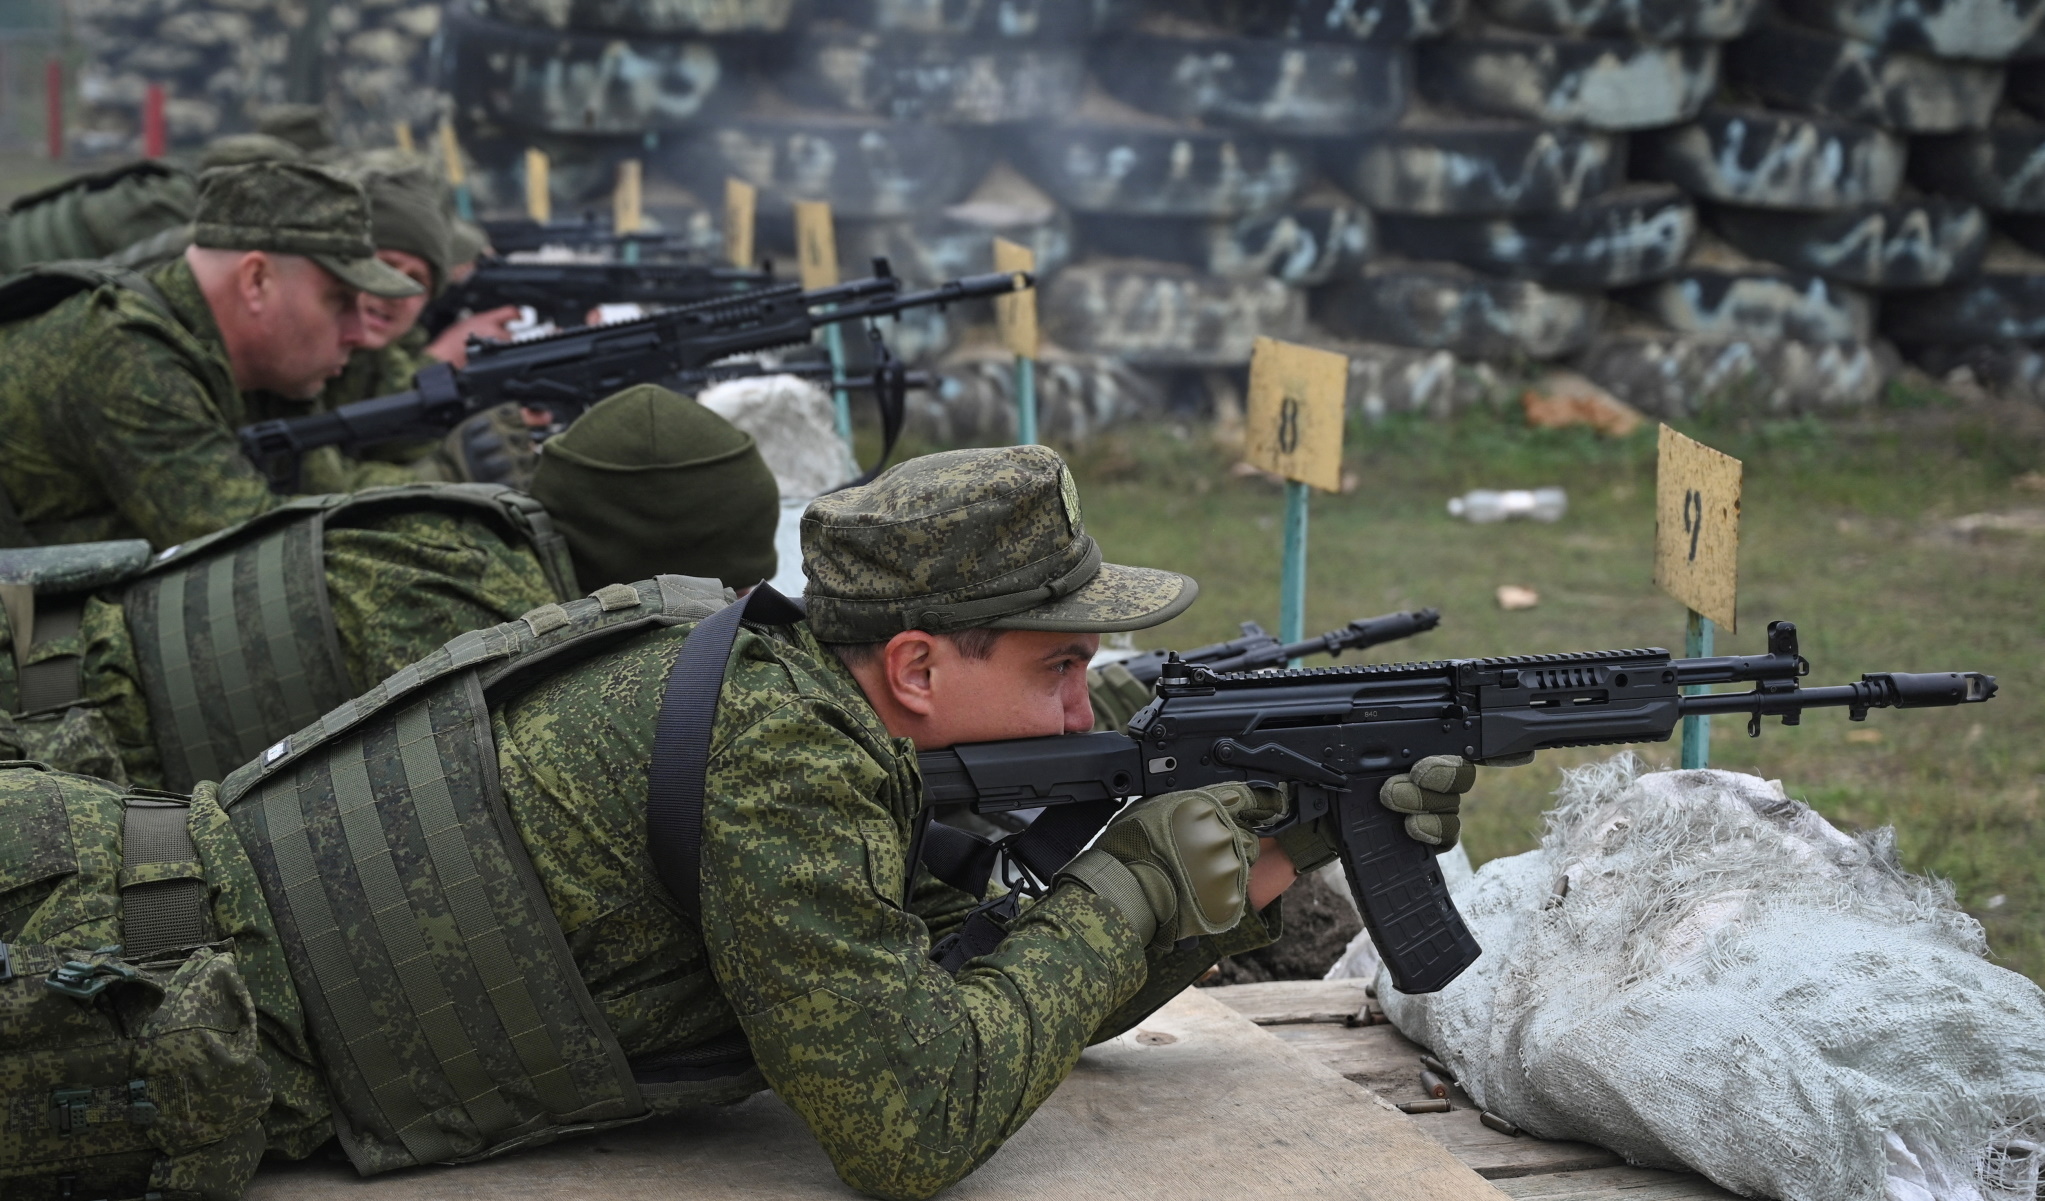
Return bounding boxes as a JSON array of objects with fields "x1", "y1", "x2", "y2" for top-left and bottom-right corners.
[
  {"x1": 1281, "y1": 480, "x2": 1309, "y2": 666},
  {"x1": 1682, "y1": 610, "x2": 1714, "y2": 768},
  {"x1": 823, "y1": 321, "x2": 854, "y2": 448},
  {"x1": 1014, "y1": 355, "x2": 1038, "y2": 445}
]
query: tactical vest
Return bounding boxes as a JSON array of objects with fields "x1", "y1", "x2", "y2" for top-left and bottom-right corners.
[
  {"x1": 123, "y1": 484, "x2": 579, "y2": 791},
  {"x1": 0, "y1": 485, "x2": 578, "y2": 792},
  {"x1": 216, "y1": 574, "x2": 751, "y2": 1174}
]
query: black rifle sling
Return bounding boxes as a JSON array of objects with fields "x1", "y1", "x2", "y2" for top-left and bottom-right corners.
[
  {"x1": 647, "y1": 584, "x2": 804, "y2": 918},
  {"x1": 918, "y1": 821, "x2": 999, "y2": 899}
]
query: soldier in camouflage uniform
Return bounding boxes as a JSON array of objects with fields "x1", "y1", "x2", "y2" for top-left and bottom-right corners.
[
  {"x1": 0, "y1": 445, "x2": 1487, "y2": 1200},
  {"x1": 2, "y1": 384, "x2": 779, "y2": 792},
  {"x1": 0, "y1": 161, "x2": 424, "y2": 550}
]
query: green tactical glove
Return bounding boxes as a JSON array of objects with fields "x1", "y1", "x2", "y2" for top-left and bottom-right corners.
[
  {"x1": 1378, "y1": 753, "x2": 1532, "y2": 851},
  {"x1": 1059, "y1": 786, "x2": 1258, "y2": 951},
  {"x1": 1202, "y1": 780, "x2": 1341, "y2": 875},
  {"x1": 1088, "y1": 662, "x2": 1154, "y2": 732}
]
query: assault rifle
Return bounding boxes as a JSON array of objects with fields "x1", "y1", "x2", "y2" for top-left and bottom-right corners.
[
  {"x1": 240, "y1": 258, "x2": 1020, "y2": 487},
  {"x1": 479, "y1": 214, "x2": 699, "y2": 257},
  {"x1": 918, "y1": 621, "x2": 1997, "y2": 993},
  {"x1": 1110, "y1": 609, "x2": 1441, "y2": 687},
  {"x1": 423, "y1": 256, "x2": 774, "y2": 333}
]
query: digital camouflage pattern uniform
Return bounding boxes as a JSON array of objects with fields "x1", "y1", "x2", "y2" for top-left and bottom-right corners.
[
  {"x1": 0, "y1": 162, "x2": 421, "y2": 550},
  {"x1": 0, "y1": 447, "x2": 1284, "y2": 1201}
]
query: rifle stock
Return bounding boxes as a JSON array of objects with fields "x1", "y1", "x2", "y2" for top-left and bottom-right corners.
[{"x1": 919, "y1": 620, "x2": 1998, "y2": 994}]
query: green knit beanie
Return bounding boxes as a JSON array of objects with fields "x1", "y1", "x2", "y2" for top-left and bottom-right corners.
[
  {"x1": 361, "y1": 166, "x2": 453, "y2": 294},
  {"x1": 528, "y1": 384, "x2": 781, "y2": 590}
]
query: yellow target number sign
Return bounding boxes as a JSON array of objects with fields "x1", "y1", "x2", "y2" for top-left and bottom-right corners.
[{"x1": 1244, "y1": 337, "x2": 1348, "y2": 493}]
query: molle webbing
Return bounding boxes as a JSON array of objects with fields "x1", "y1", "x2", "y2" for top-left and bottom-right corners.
[
  {"x1": 14, "y1": 595, "x2": 85, "y2": 712},
  {"x1": 119, "y1": 795, "x2": 215, "y2": 960},
  {"x1": 127, "y1": 513, "x2": 347, "y2": 791},
  {"x1": 218, "y1": 576, "x2": 724, "y2": 1174},
  {"x1": 125, "y1": 484, "x2": 581, "y2": 792}
]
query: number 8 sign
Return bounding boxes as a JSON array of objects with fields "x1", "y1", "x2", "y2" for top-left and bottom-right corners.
[
  {"x1": 1655, "y1": 425, "x2": 1743, "y2": 632},
  {"x1": 1245, "y1": 337, "x2": 1347, "y2": 492}
]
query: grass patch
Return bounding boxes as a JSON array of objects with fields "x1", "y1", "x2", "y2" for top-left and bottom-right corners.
[{"x1": 1053, "y1": 398, "x2": 2045, "y2": 982}]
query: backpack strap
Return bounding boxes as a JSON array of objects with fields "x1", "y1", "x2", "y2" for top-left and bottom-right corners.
[{"x1": 646, "y1": 583, "x2": 805, "y2": 919}]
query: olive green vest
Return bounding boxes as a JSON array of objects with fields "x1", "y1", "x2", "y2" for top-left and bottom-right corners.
[
  {"x1": 122, "y1": 484, "x2": 578, "y2": 791},
  {"x1": 216, "y1": 575, "x2": 748, "y2": 1174},
  {"x1": 1, "y1": 484, "x2": 577, "y2": 785}
]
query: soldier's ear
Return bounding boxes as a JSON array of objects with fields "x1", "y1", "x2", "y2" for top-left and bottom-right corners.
[
  {"x1": 881, "y1": 630, "x2": 940, "y2": 718},
  {"x1": 236, "y1": 250, "x2": 276, "y2": 310}
]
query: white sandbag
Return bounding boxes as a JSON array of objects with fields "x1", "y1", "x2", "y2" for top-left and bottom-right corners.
[
  {"x1": 1378, "y1": 753, "x2": 2045, "y2": 1201},
  {"x1": 697, "y1": 373, "x2": 858, "y2": 599},
  {"x1": 696, "y1": 373, "x2": 857, "y2": 501}
]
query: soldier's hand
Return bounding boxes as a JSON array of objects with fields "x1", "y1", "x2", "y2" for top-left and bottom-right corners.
[
  {"x1": 1379, "y1": 755, "x2": 1478, "y2": 851},
  {"x1": 1087, "y1": 662, "x2": 1153, "y2": 732},
  {"x1": 1058, "y1": 786, "x2": 1257, "y2": 951},
  {"x1": 427, "y1": 305, "x2": 521, "y2": 367},
  {"x1": 1203, "y1": 780, "x2": 1341, "y2": 876}
]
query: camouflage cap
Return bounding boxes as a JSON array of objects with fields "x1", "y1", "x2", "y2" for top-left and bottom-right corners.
[
  {"x1": 255, "y1": 103, "x2": 335, "y2": 153},
  {"x1": 192, "y1": 162, "x2": 420, "y2": 299},
  {"x1": 801, "y1": 445, "x2": 1197, "y2": 642},
  {"x1": 198, "y1": 132, "x2": 305, "y2": 171}
]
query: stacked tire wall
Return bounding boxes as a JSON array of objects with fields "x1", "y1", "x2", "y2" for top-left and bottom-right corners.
[
  {"x1": 78, "y1": 0, "x2": 2045, "y2": 431},
  {"x1": 71, "y1": 0, "x2": 446, "y2": 153}
]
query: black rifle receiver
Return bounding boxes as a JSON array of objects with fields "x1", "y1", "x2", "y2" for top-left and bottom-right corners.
[
  {"x1": 918, "y1": 620, "x2": 1996, "y2": 995},
  {"x1": 1113, "y1": 609, "x2": 1442, "y2": 687},
  {"x1": 424, "y1": 257, "x2": 776, "y2": 333},
  {"x1": 239, "y1": 258, "x2": 1023, "y2": 485}
]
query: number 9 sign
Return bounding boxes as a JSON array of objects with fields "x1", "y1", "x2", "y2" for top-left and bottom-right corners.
[
  {"x1": 1655, "y1": 425, "x2": 1743, "y2": 632},
  {"x1": 1245, "y1": 337, "x2": 1348, "y2": 492}
]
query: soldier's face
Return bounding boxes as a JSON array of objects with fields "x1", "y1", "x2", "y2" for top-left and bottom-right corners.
[
  {"x1": 360, "y1": 250, "x2": 434, "y2": 349},
  {"x1": 860, "y1": 628, "x2": 1099, "y2": 751},
  {"x1": 263, "y1": 256, "x2": 370, "y2": 398}
]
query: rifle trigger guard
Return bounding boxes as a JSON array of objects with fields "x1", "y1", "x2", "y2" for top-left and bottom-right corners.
[{"x1": 1210, "y1": 740, "x2": 1347, "y2": 788}]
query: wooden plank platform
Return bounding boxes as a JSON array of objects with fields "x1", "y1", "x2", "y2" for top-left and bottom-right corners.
[
  {"x1": 1206, "y1": 981, "x2": 1746, "y2": 1200},
  {"x1": 248, "y1": 987, "x2": 1507, "y2": 1201}
]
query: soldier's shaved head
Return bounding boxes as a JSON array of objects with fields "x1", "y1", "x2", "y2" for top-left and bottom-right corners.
[{"x1": 188, "y1": 245, "x2": 369, "y2": 399}]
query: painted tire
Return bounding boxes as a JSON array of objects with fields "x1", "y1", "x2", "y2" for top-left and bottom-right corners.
[
  {"x1": 457, "y1": 129, "x2": 640, "y2": 209},
  {"x1": 835, "y1": 208, "x2": 1075, "y2": 287},
  {"x1": 2013, "y1": 59, "x2": 2045, "y2": 120},
  {"x1": 659, "y1": 117, "x2": 995, "y2": 217},
  {"x1": 1073, "y1": 203, "x2": 1374, "y2": 286},
  {"x1": 1577, "y1": 332, "x2": 1893, "y2": 416},
  {"x1": 465, "y1": 0, "x2": 797, "y2": 35},
  {"x1": 1472, "y1": 0, "x2": 1762, "y2": 40},
  {"x1": 1620, "y1": 265, "x2": 1877, "y2": 341},
  {"x1": 1311, "y1": 260, "x2": 1602, "y2": 357},
  {"x1": 1774, "y1": 0, "x2": 2045, "y2": 60},
  {"x1": 1722, "y1": 23, "x2": 2004, "y2": 133},
  {"x1": 1633, "y1": 108, "x2": 1905, "y2": 210},
  {"x1": 1882, "y1": 252, "x2": 2045, "y2": 343},
  {"x1": 1320, "y1": 115, "x2": 1622, "y2": 213},
  {"x1": 1373, "y1": 183, "x2": 1694, "y2": 288},
  {"x1": 1415, "y1": 33, "x2": 1717, "y2": 131},
  {"x1": 2002, "y1": 212, "x2": 2045, "y2": 256},
  {"x1": 1910, "y1": 119, "x2": 2045, "y2": 214},
  {"x1": 783, "y1": 27, "x2": 1086, "y2": 123},
  {"x1": 1010, "y1": 123, "x2": 1308, "y2": 217},
  {"x1": 437, "y1": 10, "x2": 747, "y2": 135},
  {"x1": 1042, "y1": 259, "x2": 1306, "y2": 365},
  {"x1": 1091, "y1": 34, "x2": 1407, "y2": 135},
  {"x1": 1706, "y1": 199, "x2": 1988, "y2": 288},
  {"x1": 1180, "y1": 0, "x2": 1464, "y2": 42},
  {"x1": 1903, "y1": 342, "x2": 2045, "y2": 402},
  {"x1": 808, "y1": 0, "x2": 1140, "y2": 38}
]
